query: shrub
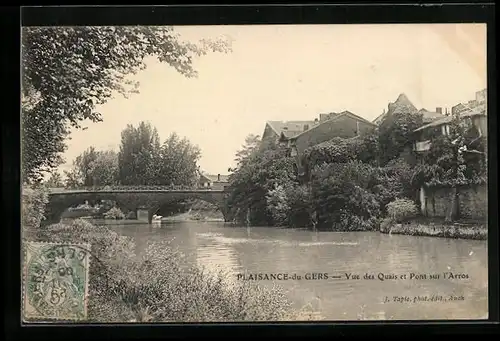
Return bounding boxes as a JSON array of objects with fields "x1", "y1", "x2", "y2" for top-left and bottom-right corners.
[
  {"x1": 285, "y1": 185, "x2": 313, "y2": 228},
  {"x1": 379, "y1": 217, "x2": 395, "y2": 233},
  {"x1": 21, "y1": 185, "x2": 49, "y2": 240},
  {"x1": 386, "y1": 198, "x2": 418, "y2": 223},
  {"x1": 266, "y1": 185, "x2": 290, "y2": 226},
  {"x1": 104, "y1": 207, "x2": 125, "y2": 220},
  {"x1": 31, "y1": 219, "x2": 300, "y2": 322}
]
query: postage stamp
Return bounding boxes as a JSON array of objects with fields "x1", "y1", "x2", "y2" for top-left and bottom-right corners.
[{"x1": 23, "y1": 242, "x2": 91, "y2": 321}]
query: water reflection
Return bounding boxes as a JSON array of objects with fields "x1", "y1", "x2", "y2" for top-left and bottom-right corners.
[{"x1": 101, "y1": 220, "x2": 488, "y2": 321}]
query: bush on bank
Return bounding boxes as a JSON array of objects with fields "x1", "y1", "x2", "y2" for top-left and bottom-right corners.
[
  {"x1": 103, "y1": 207, "x2": 125, "y2": 220},
  {"x1": 21, "y1": 185, "x2": 49, "y2": 240},
  {"x1": 34, "y1": 219, "x2": 299, "y2": 322}
]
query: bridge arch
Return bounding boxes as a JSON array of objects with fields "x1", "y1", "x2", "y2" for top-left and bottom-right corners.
[{"x1": 45, "y1": 188, "x2": 229, "y2": 225}]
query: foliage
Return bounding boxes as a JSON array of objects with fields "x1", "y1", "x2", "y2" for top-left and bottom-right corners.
[
  {"x1": 104, "y1": 207, "x2": 126, "y2": 220},
  {"x1": 310, "y1": 161, "x2": 380, "y2": 231},
  {"x1": 158, "y1": 132, "x2": 201, "y2": 187},
  {"x1": 302, "y1": 130, "x2": 381, "y2": 179},
  {"x1": 64, "y1": 147, "x2": 119, "y2": 188},
  {"x1": 21, "y1": 26, "x2": 232, "y2": 183},
  {"x1": 411, "y1": 117, "x2": 487, "y2": 189},
  {"x1": 233, "y1": 134, "x2": 261, "y2": 170},
  {"x1": 34, "y1": 219, "x2": 296, "y2": 322},
  {"x1": 226, "y1": 140, "x2": 298, "y2": 225},
  {"x1": 372, "y1": 158, "x2": 415, "y2": 215},
  {"x1": 44, "y1": 170, "x2": 64, "y2": 188},
  {"x1": 21, "y1": 185, "x2": 49, "y2": 239},
  {"x1": 285, "y1": 185, "x2": 314, "y2": 228},
  {"x1": 378, "y1": 110, "x2": 424, "y2": 166},
  {"x1": 266, "y1": 185, "x2": 290, "y2": 226},
  {"x1": 302, "y1": 137, "x2": 358, "y2": 178},
  {"x1": 386, "y1": 198, "x2": 419, "y2": 223},
  {"x1": 118, "y1": 122, "x2": 163, "y2": 185},
  {"x1": 117, "y1": 123, "x2": 201, "y2": 187},
  {"x1": 89, "y1": 150, "x2": 120, "y2": 186},
  {"x1": 351, "y1": 128, "x2": 380, "y2": 165}
]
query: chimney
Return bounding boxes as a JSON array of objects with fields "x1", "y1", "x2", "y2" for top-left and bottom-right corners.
[
  {"x1": 303, "y1": 124, "x2": 309, "y2": 131},
  {"x1": 436, "y1": 107, "x2": 442, "y2": 114},
  {"x1": 217, "y1": 174, "x2": 220, "y2": 181}
]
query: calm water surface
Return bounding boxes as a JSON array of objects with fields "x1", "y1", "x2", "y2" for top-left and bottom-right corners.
[{"x1": 95, "y1": 219, "x2": 488, "y2": 321}]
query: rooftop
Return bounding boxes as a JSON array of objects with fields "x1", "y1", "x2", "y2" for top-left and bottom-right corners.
[
  {"x1": 414, "y1": 103, "x2": 486, "y2": 132},
  {"x1": 200, "y1": 173, "x2": 230, "y2": 183},
  {"x1": 285, "y1": 111, "x2": 376, "y2": 141},
  {"x1": 267, "y1": 120, "x2": 316, "y2": 138},
  {"x1": 417, "y1": 108, "x2": 447, "y2": 122}
]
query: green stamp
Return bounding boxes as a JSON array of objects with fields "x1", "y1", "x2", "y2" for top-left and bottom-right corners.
[{"x1": 23, "y1": 242, "x2": 90, "y2": 321}]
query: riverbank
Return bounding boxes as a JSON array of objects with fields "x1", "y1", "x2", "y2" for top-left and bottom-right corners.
[
  {"x1": 162, "y1": 208, "x2": 224, "y2": 222},
  {"x1": 379, "y1": 219, "x2": 487, "y2": 240},
  {"x1": 25, "y1": 218, "x2": 313, "y2": 322}
]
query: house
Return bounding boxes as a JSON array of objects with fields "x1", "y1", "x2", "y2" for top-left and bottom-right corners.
[
  {"x1": 198, "y1": 172, "x2": 230, "y2": 190},
  {"x1": 279, "y1": 111, "x2": 377, "y2": 177},
  {"x1": 413, "y1": 90, "x2": 487, "y2": 154}
]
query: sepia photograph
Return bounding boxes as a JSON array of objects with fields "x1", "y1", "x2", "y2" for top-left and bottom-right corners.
[{"x1": 21, "y1": 22, "x2": 488, "y2": 323}]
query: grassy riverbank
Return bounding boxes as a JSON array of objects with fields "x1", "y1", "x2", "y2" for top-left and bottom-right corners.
[
  {"x1": 379, "y1": 218, "x2": 487, "y2": 240},
  {"x1": 24, "y1": 218, "x2": 321, "y2": 322}
]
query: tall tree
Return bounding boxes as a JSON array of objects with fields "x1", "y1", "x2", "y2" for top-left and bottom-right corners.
[
  {"x1": 118, "y1": 122, "x2": 162, "y2": 185},
  {"x1": 89, "y1": 150, "x2": 120, "y2": 186},
  {"x1": 21, "y1": 26, "x2": 232, "y2": 183},
  {"x1": 158, "y1": 132, "x2": 201, "y2": 187},
  {"x1": 63, "y1": 147, "x2": 99, "y2": 188},
  {"x1": 232, "y1": 134, "x2": 261, "y2": 171},
  {"x1": 64, "y1": 147, "x2": 119, "y2": 188}
]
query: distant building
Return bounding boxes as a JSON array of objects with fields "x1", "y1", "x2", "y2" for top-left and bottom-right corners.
[{"x1": 198, "y1": 172, "x2": 229, "y2": 190}]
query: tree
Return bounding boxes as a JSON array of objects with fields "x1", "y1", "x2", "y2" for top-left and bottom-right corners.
[
  {"x1": 118, "y1": 122, "x2": 162, "y2": 185},
  {"x1": 233, "y1": 134, "x2": 261, "y2": 170},
  {"x1": 44, "y1": 170, "x2": 64, "y2": 188},
  {"x1": 21, "y1": 26, "x2": 232, "y2": 183},
  {"x1": 158, "y1": 132, "x2": 201, "y2": 187},
  {"x1": 378, "y1": 111, "x2": 424, "y2": 166},
  {"x1": 89, "y1": 150, "x2": 120, "y2": 186},
  {"x1": 64, "y1": 147, "x2": 99, "y2": 188},
  {"x1": 310, "y1": 161, "x2": 380, "y2": 231},
  {"x1": 64, "y1": 147, "x2": 119, "y2": 188},
  {"x1": 226, "y1": 140, "x2": 298, "y2": 225}
]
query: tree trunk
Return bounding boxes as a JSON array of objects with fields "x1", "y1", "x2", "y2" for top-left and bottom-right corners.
[{"x1": 445, "y1": 187, "x2": 459, "y2": 222}]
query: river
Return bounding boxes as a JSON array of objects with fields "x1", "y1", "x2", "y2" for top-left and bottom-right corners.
[{"x1": 91, "y1": 219, "x2": 489, "y2": 321}]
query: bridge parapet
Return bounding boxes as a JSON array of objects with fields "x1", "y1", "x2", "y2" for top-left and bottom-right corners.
[{"x1": 48, "y1": 185, "x2": 227, "y2": 194}]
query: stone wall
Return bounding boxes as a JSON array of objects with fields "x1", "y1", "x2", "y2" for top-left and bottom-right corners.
[{"x1": 422, "y1": 184, "x2": 487, "y2": 220}]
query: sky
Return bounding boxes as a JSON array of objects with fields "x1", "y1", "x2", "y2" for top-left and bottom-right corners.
[{"x1": 59, "y1": 23, "x2": 487, "y2": 176}]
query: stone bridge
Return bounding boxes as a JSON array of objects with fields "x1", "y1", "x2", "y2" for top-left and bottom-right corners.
[{"x1": 45, "y1": 186, "x2": 229, "y2": 224}]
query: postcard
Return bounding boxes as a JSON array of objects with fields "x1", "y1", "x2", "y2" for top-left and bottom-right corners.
[{"x1": 21, "y1": 22, "x2": 488, "y2": 323}]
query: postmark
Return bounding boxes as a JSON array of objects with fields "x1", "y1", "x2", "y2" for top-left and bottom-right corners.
[{"x1": 23, "y1": 242, "x2": 91, "y2": 321}]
